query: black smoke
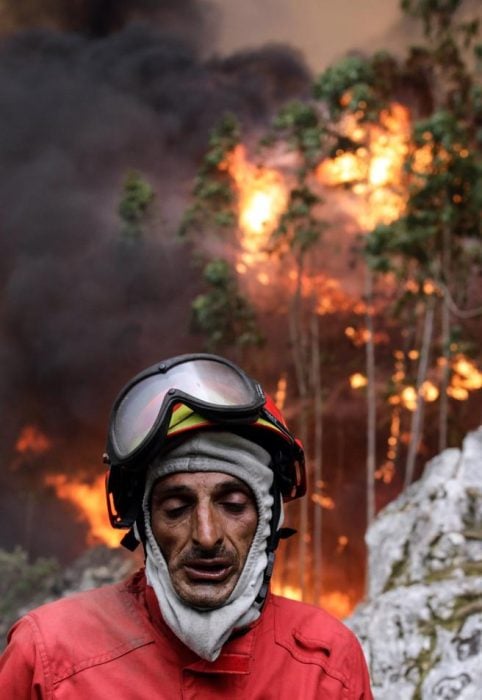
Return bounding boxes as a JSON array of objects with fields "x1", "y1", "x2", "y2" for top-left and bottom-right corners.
[
  {"x1": 0, "y1": 0, "x2": 213, "y2": 40},
  {"x1": 0, "y1": 2, "x2": 311, "y2": 559}
]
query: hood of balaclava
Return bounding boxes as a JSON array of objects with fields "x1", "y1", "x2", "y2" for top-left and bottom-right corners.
[{"x1": 142, "y1": 430, "x2": 278, "y2": 661}]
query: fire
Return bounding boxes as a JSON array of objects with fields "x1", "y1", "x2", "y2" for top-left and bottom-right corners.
[
  {"x1": 275, "y1": 374, "x2": 288, "y2": 410},
  {"x1": 271, "y1": 583, "x2": 353, "y2": 619},
  {"x1": 15, "y1": 425, "x2": 51, "y2": 454},
  {"x1": 450, "y1": 355, "x2": 482, "y2": 394},
  {"x1": 317, "y1": 103, "x2": 411, "y2": 230},
  {"x1": 311, "y1": 493, "x2": 336, "y2": 510},
  {"x1": 320, "y1": 591, "x2": 353, "y2": 619},
  {"x1": 222, "y1": 144, "x2": 288, "y2": 263},
  {"x1": 345, "y1": 326, "x2": 390, "y2": 347},
  {"x1": 399, "y1": 381, "x2": 439, "y2": 411},
  {"x1": 350, "y1": 372, "x2": 368, "y2": 389},
  {"x1": 45, "y1": 473, "x2": 120, "y2": 548},
  {"x1": 272, "y1": 583, "x2": 303, "y2": 601}
]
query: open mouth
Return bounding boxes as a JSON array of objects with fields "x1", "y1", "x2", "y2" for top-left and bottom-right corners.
[{"x1": 183, "y1": 560, "x2": 234, "y2": 583}]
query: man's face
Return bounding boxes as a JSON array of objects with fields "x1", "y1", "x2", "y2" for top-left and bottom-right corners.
[{"x1": 150, "y1": 471, "x2": 258, "y2": 609}]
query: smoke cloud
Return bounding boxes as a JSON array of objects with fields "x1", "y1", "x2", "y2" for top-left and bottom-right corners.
[
  {"x1": 0, "y1": 0, "x2": 213, "y2": 41},
  {"x1": 0, "y1": 1, "x2": 310, "y2": 558}
]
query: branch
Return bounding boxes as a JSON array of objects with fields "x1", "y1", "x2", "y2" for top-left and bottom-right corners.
[{"x1": 440, "y1": 282, "x2": 482, "y2": 319}]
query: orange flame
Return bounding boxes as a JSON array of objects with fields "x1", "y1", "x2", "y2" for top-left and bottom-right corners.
[
  {"x1": 275, "y1": 374, "x2": 288, "y2": 410},
  {"x1": 45, "y1": 473, "x2": 120, "y2": 548},
  {"x1": 350, "y1": 372, "x2": 368, "y2": 389},
  {"x1": 222, "y1": 144, "x2": 288, "y2": 266},
  {"x1": 311, "y1": 493, "x2": 336, "y2": 510},
  {"x1": 446, "y1": 354, "x2": 482, "y2": 400},
  {"x1": 15, "y1": 425, "x2": 51, "y2": 455},
  {"x1": 317, "y1": 103, "x2": 411, "y2": 230},
  {"x1": 271, "y1": 583, "x2": 353, "y2": 619}
]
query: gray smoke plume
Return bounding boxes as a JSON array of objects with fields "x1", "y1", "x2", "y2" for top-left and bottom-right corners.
[{"x1": 0, "y1": 2, "x2": 310, "y2": 559}]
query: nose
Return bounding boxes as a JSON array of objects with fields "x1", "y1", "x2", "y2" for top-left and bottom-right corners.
[{"x1": 192, "y1": 503, "x2": 223, "y2": 550}]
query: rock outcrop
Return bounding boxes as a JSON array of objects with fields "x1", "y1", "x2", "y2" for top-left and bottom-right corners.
[{"x1": 348, "y1": 428, "x2": 482, "y2": 700}]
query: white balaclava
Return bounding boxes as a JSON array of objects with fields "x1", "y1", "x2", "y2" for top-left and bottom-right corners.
[{"x1": 142, "y1": 431, "x2": 280, "y2": 662}]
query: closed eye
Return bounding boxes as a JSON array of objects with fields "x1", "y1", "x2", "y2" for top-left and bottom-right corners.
[
  {"x1": 164, "y1": 505, "x2": 190, "y2": 519},
  {"x1": 221, "y1": 501, "x2": 248, "y2": 514}
]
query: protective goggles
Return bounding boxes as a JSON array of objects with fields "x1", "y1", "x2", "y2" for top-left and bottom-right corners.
[{"x1": 105, "y1": 354, "x2": 267, "y2": 469}]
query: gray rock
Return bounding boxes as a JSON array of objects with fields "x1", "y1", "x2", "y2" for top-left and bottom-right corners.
[{"x1": 348, "y1": 428, "x2": 482, "y2": 699}]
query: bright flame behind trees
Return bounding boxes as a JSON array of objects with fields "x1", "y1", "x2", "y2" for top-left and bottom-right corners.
[
  {"x1": 45, "y1": 474, "x2": 120, "y2": 548},
  {"x1": 317, "y1": 103, "x2": 411, "y2": 230},
  {"x1": 221, "y1": 144, "x2": 288, "y2": 271},
  {"x1": 206, "y1": 84, "x2": 482, "y2": 607}
]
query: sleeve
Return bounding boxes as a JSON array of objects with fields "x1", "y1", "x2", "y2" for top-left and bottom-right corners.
[
  {"x1": 349, "y1": 633, "x2": 374, "y2": 700},
  {"x1": 0, "y1": 617, "x2": 49, "y2": 700}
]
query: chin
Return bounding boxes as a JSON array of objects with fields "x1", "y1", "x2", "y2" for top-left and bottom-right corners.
[{"x1": 178, "y1": 585, "x2": 234, "y2": 610}]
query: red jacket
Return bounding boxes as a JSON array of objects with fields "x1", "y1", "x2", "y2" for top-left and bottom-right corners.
[{"x1": 0, "y1": 570, "x2": 373, "y2": 699}]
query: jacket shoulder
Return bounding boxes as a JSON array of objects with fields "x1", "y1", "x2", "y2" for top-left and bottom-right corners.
[
  {"x1": 270, "y1": 594, "x2": 367, "y2": 687},
  {"x1": 271, "y1": 593, "x2": 354, "y2": 644},
  {"x1": 10, "y1": 571, "x2": 153, "y2": 684}
]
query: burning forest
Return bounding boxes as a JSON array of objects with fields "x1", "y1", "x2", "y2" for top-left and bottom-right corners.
[{"x1": 1, "y1": 0, "x2": 482, "y2": 625}]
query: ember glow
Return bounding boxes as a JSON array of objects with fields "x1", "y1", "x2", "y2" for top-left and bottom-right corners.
[
  {"x1": 15, "y1": 425, "x2": 51, "y2": 455},
  {"x1": 311, "y1": 492, "x2": 336, "y2": 510},
  {"x1": 45, "y1": 473, "x2": 120, "y2": 548},
  {"x1": 350, "y1": 372, "x2": 368, "y2": 389},
  {"x1": 275, "y1": 374, "x2": 288, "y2": 410},
  {"x1": 449, "y1": 355, "x2": 482, "y2": 398}
]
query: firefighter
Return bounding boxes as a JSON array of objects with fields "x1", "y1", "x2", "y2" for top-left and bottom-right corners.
[{"x1": 0, "y1": 353, "x2": 373, "y2": 698}]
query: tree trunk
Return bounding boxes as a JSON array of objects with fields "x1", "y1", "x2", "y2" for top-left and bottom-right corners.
[
  {"x1": 438, "y1": 293, "x2": 450, "y2": 452},
  {"x1": 311, "y1": 310, "x2": 323, "y2": 605},
  {"x1": 289, "y1": 252, "x2": 309, "y2": 599},
  {"x1": 365, "y1": 268, "x2": 376, "y2": 527},
  {"x1": 438, "y1": 220, "x2": 451, "y2": 452},
  {"x1": 405, "y1": 296, "x2": 435, "y2": 488}
]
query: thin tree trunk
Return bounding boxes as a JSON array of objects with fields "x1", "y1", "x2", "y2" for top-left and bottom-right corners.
[
  {"x1": 289, "y1": 253, "x2": 309, "y2": 599},
  {"x1": 365, "y1": 268, "x2": 376, "y2": 527},
  {"x1": 311, "y1": 310, "x2": 323, "y2": 605},
  {"x1": 297, "y1": 405, "x2": 309, "y2": 600},
  {"x1": 405, "y1": 296, "x2": 436, "y2": 488},
  {"x1": 289, "y1": 254, "x2": 308, "y2": 398},
  {"x1": 438, "y1": 220, "x2": 451, "y2": 452},
  {"x1": 438, "y1": 293, "x2": 450, "y2": 452}
]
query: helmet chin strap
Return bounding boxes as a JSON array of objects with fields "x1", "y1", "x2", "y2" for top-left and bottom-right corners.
[{"x1": 254, "y1": 479, "x2": 296, "y2": 608}]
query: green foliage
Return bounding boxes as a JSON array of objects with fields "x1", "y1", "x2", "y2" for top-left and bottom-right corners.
[
  {"x1": 179, "y1": 114, "x2": 240, "y2": 237},
  {"x1": 191, "y1": 259, "x2": 263, "y2": 351},
  {"x1": 118, "y1": 170, "x2": 154, "y2": 243},
  {"x1": 313, "y1": 56, "x2": 376, "y2": 116},
  {"x1": 401, "y1": 0, "x2": 465, "y2": 37},
  {"x1": 0, "y1": 548, "x2": 59, "y2": 628},
  {"x1": 272, "y1": 101, "x2": 328, "y2": 169},
  {"x1": 272, "y1": 185, "x2": 327, "y2": 255}
]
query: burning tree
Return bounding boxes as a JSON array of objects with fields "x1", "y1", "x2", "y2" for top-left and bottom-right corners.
[{"x1": 180, "y1": 0, "x2": 482, "y2": 613}]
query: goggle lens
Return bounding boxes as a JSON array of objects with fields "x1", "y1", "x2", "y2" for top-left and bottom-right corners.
[{"x1": 112, "y1": 359, "x2": 260, "y2": 459}]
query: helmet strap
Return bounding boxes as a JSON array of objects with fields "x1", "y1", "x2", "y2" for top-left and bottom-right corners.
[
  {"x1": 254, "y1": 479, "x2": 297, "y2": 608},
  {"x1": 120, "y1": 512, "x2": 147, "y2": 553}
]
